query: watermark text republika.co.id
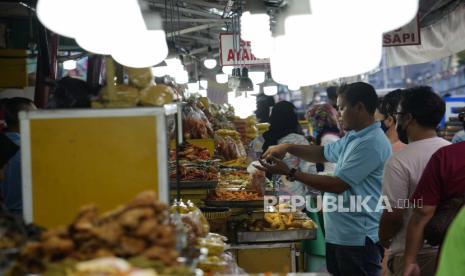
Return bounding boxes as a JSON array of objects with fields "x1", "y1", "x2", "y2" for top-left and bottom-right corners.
[{"x1": 264, "y1": 195, "x2": 423, "y2": 213}]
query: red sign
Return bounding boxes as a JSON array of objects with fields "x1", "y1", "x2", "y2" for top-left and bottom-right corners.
[
  {"x1": 219, "y1": 33, "x2": 270, "y2": 66},
  {"x1": 383, "y1": 16, "x2": 421, "y2": 47}
]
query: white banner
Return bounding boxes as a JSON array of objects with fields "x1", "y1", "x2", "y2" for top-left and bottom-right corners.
[
  {"x1": 383, "y1": 16, "x2": 421, "y2": 47},
  {"x1": 219, "y1": 33, "x2": 270, "y2": 66}
]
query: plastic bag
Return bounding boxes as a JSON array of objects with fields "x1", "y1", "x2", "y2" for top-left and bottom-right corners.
[{"x1": 182, "y1": 104, "x2": 214, "y2": 139}]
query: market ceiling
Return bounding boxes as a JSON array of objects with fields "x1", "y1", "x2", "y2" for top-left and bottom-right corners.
[{"x1": 0, "y1": 0, "x2": 463, "y2": 57}]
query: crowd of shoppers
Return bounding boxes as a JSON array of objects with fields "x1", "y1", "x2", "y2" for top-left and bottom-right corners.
[{"x1": 257, "y1": 82, "x2": 465, "y2": 276}]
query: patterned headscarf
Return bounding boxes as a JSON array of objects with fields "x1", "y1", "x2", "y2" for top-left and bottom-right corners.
[{"x1": 306, "y1": 103, "x2": 341, "y2": 140}]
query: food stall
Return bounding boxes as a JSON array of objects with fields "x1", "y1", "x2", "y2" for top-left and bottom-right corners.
[{"x1": 3, "y1": 0, "x2": 463, "y2": 275}]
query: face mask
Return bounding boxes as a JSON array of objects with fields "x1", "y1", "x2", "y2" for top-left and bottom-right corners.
[
  {"x1": 314, "y1": 96, "x2": 321, "y2": 102},
  {"x1": 380, "y1": 120, "x2": 389, "y2": 133},
  {"x1": 396, "y1": 122, "x2": 409, "y2": 144}
]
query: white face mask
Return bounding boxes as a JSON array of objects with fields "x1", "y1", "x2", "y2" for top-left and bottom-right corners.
[{"x1": 314, "y1": 96, "x2": 321, "y2": 102}]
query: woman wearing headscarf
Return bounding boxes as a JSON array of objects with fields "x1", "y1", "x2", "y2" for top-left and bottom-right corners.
[
  {"x1": 251, "y1": 101, "x2": 316, "y2": 196},
  {"x1": 306, "y1": 103, "x2": 342, "y2": 174}
]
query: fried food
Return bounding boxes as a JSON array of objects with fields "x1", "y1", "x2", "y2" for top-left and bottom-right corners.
[
  {"x1": 251, "y1": 209, "x2": 316, "y2": 231},
  {"x1": 211, "y1": 190, "x2": 262, "y2": 201},
  {"x1": 17, "y1": 191, "x2": 178, "y2": 274}
]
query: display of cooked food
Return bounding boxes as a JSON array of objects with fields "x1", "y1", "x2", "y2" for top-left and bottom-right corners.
[
  {"x1": 13, "y1": 191, "x2": 179, "y2": 274},
  {"x1": 0, "y1": 206, "x2": 28, "y2": 250},
  {"x1": 182, "y1": 102, "x2": 214, "y2": 140},
  {"x1": 169, "y1": 163, "x2": 218, "y2": 181},
  {"x1": 218, "y1": 169, "x2": 250, "y2": 188},
  {"x1": 208, "y1": 190, "x2": 262, "y2": 201},
  {"x1": 170, "y1": 143, "x2": 211, "y2": 161},
  {"x1": 171, "y1": 200, "x2": 210, "y2": 247},
  {"x1": 246, "y1": 204, "x2": 317, "y2": 231},
  {"x1": 215, "y1": 129, "x2": 247, "y2": 162}
]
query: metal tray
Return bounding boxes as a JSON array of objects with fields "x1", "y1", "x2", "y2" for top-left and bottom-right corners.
[
  {"x1": 169, "y1": 180, "x2": 218, "y2": 189},
  {"x1": 203, "y1": 199, "x2": 264, "y2": 208},
  {"x1": 236, "y1": 228, "x2": 316, "y2": 243}
]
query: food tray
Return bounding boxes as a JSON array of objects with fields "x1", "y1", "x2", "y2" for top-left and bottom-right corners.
[
  {"x1": 203, "y1": 199, "x2": 263, "y2": 208},
  {"x1": 169, "y1": 180, "x2": 218, "y2": 189},
  {"x1": 236, "y1": 228, "x2": 316, "y2": 243}
]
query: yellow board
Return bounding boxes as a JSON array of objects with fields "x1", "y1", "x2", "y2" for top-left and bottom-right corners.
[
  {"x1": 170, "y1": 138, "x2": 215, "y2": 156},
  {"x1": 29, "y1": 116, "x2": 159, "y2": 228},
  {"x1": 0, "y1": 49, "x2": 27, "y2": 88}
]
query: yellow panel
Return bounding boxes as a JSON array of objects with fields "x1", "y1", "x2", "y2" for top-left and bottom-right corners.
[
  {"x1": 0, "y1": 49, "x2": 27, "y2": 88},
  {"x1": 30, "y1": 116, "x2": 159, "y2": 228},
  {"x1": 170, "y1": 139, "x2": 215, "y2": 156},
  {"x1": 237, "y1": 247, "x2": 292, "y2": 273}
]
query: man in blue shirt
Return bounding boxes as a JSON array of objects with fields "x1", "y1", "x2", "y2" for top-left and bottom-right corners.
[
  {"x1": 0, "y1": 97, "x2": 36, "y2": 216},
  {"x1": 256, "y1": 82, "x2": 392, "y2": 276}
]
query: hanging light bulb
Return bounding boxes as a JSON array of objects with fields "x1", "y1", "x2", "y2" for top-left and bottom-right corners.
[
  {"x1": 188, "y1": 82, "x2": 200, "y2": 93},
  {"x1": 203, "y1": 46, "x2": 217, "y2": 69},
  {"x1": 241, "y1": 0, "x2": 274, "y2": 59},
  {"x1": 74, "y1": 0, "x2": 118, "y2": 55},
  {"x1": 216, "y1": 73, "x2": 229, "y2": 84},
  {"x1": 227, "y1": 91, "x2": 236, "y2": 103},
  {"x1": 288, "y1": 84, "x2": 300, "y2": 91},
  {"x1": 264, "y1": 86, "x2": 278, "y2": 96},
  {"x1": 237, "y1": 68, "x2": 254, "y2": 92},
  {"x1": 63, "y1": 59, "x2": 77, "y2": 70},
  {"x1": 222, "y1": 66, "x2": 234, "y2": 75},
  {"x1": 152, "y1": 66, "x2": 168, "y2": 77},
  {"x1": 175, "y1": 70, "x2": 189, "y2": 84},
  {"x1": 263, "y1": 72, "x2": 278, "y2": 96},
  {"x1": 203, "y1": 58, "x2": 217, "y2": 69},
  {"x1": 228, "y1": 68, "x2": 241, "y2": 90},
  {"x1": 112, "y1": 30, "x2": 168, "y2": 68},
  {"x1": 249, "y1": 71, "x2": 265, "y2": 85},
  {"x1": 200, "y1": 79, "x2": 208, "y2": 89},
  {"x1": 36, "y1": 0, "x2": 81, "y2": 38},
  {"x1": 110, "y1": 2, "x2": 168, "y2": 68}
]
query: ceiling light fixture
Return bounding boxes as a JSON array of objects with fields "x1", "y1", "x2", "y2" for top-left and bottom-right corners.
[
  {"x1": 237, "y1": 68, "x2": 254, "y2": 92},
  {"x1": 203, "y1": 46, "x2": 217, "y2": 69},
  {"x1": 249, "y1": 71, "x2": 265, "y2": 85},
  {"x1": 222, "y1": 66, "x2": 234, "y2": 75},
  {"x1": 263, "y1": 71, "x2": 278, "y2": 96},
  {"x1": 216, "y1": 73, "x2": 229, "y2": 84},
  {"x1": 63, "y1": 59, "x2": 77, "y2": 70}
]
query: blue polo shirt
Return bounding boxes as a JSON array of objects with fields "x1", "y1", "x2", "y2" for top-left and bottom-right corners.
[
  {"x1": 0, "y1": 132, "x2": 23, "y2": 216},
  {"x1": 323, "y1": 122, "x2": 391, "y2": 246}
]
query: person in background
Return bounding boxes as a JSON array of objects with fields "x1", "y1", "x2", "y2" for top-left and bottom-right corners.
[
  {"x1": 252, "y1": 101, "x2": 316, "y2": 196},
  {"x1": 47, "y1": 76, "x2": 94, "y2": 108},
  {"x1": 304, "y1": 103, "x2": 342, "y2": 272},
  {"x1": 256, "y1": 82, "x2": 392, "y2": 276},
  {"x1": 326, "y1": 86, "x2": 338, "y2": 110},
  {"x1": 451, "y1": 112, "x2": 465, "y2": 143},
  {"x1": 375, "y1": 89, "x2": 407, "y2": 153},
  {"x1": 255, "y1": 93, "x2": 275, "y2": 123},
  {"x1": 378, "y1": 87, "x2": 450, "y2": 276},
  {"x1": 306, "y1": 103, "x2": 342, "y2": 174},
  {"x1": 308, "y1": 91, "x2": 324, "y2": 107},
  {"x1": 0, "y1": 98, "x2": 36, "y2": 216},
  {"x1": 435, "y1": 206, "x2": 465, "y2": 276},
  {"x1": 375, "y1": 89, "x2": 406, "y2": 276},
  {"x1": 403, "y1": 141, "x2": 465, "y2": 276}
]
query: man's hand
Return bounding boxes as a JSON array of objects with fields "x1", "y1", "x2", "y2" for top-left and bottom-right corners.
[
  {"x1": 254, "y1": 157, "x2": 291, "y2": 176},
  {"x1": 262, "y1": 144, "x2": 290, "y2": 160},
  {"x1": 403, "y1": 263, "x2": 420, "y2": 276}
]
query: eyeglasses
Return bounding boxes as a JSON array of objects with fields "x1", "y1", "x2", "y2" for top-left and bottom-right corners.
[{"x1": 392, "y1": 112, "x2": 406, "y2": 117}]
